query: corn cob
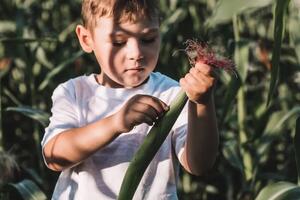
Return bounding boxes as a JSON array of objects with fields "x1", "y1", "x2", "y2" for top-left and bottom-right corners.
[{"x1": 118, "y1": 89, "x2": 188, "y2": 200}]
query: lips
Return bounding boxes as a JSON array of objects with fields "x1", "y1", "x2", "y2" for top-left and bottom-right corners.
[{"x1": 125, "y1": 67, "x2": 144, "y2": 72}]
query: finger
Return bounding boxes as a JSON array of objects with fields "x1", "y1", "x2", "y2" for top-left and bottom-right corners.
[
  {"x1": 183, "y1": 71, "x2": 210, "y2": 89},
  {"x1": 156, "y1": 98, "x2": 169, "y2": 117},
  {"x1": 180, "y1": 78, "x2": 198, "y2": 101},
  {"x1": 129, "y1": 104, "x2": 156, "y2": 126},
  {"x1": 179, "y1": 78, "x2": 189, "y2": 92},
  {"x1": 157, "y1": 98, "x2": 169, "y2": 111},
  {"x1": 137, "y1": 96, "x2": 169, "y2": 117},
  {"x1": 189, "y1": 68, "x2": 215, "y2": 86},
  {"x1": 194, "y1": 62, "x2": 213, "y2": 76},
  {"x1": 136, "y1": 112, "x2": 155, "y2": 126},
  {"x1": 134, "y1": 102, "x2": 159, "y2": 121},
  {"x1": 189, "y1": 67, "x2": 214, "y2": 88},
  {"x1": 180, "y1": 73, "x2": 214, "y2": 95},
  {"x1": 183, "y1": 72, "x2": 200, "y2": 86}
]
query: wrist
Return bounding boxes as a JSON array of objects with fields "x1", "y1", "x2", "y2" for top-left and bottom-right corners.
[
  {"x1": 194, "y1": 92, "x2": 214, "y2": 105},
  {"x1": 189, "y1": 96, "x2": 216, "y2": 118},
  {"x1": 107, "y1": 114, "x2": 124, "y2": 136}
]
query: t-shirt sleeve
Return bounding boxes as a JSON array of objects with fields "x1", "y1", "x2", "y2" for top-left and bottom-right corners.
[
  {"x1": 171, "y1": 102, "x2": 188, "y2": 161},
  {"x1": 41, "y1": 82, "x2": 79, "y2": 149}
]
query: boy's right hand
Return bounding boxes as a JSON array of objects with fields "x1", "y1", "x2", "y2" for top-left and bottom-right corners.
[{"x1": 112, "y1": 95, "x2": 169, "y2": 133}]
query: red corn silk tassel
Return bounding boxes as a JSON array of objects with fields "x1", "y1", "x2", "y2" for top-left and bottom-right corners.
[{"x1": 184, "y1": 39, "x2": 236, "y2": 75}]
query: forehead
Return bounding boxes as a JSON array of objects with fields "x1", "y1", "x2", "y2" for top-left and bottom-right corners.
[{"x1": 94, "y1": 16, "x2": 160, "y2": 35}]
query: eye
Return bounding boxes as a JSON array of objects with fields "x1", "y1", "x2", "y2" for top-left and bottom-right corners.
[
  {"x1": 141, "y1": 37, "x2": 157, "y2": 44},
  {"x1": 112, "y1": 41, "x2": 126, "y2": 47}
]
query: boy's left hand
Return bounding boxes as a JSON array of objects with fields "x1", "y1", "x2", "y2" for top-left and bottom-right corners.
[{"x1": 179, "y1": 62, "x2": 215, "y2": 104}]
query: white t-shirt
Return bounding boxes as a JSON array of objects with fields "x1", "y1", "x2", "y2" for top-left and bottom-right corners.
[{"x1": 41, "y1": 72, "x2": 188, "y2": 200}]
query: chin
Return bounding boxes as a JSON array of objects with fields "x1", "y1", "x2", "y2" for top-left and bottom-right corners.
[
  {"x1": 124, "y1": 79, "x2": 146, "y2": 88},
  {"x1": 124, "y1": 82, "x2": 143, "y2": 88},
  {"x1": 121, "y1": 74, "x2": 150, "y2": 88}
]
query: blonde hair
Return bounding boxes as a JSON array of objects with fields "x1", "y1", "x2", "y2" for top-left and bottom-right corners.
[{"x1": 81, "y1": 0, "x2": 159, "y2": 30}]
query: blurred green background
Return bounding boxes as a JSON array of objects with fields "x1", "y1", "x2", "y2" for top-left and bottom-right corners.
[{"x1": 1, "y1": 0, "x2": 300, "y2": 199}]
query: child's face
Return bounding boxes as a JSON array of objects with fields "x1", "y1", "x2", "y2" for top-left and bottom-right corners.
[{"x1": 89, "y1": 16, "x2": 160, "y2": 88}]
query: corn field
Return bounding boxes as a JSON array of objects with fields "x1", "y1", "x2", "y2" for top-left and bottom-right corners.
[{"x1": 1, "y1": 0, "x2": 300, "y2": 199}]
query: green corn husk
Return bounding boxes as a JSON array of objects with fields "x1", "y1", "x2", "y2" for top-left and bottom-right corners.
[{"x1": 118, "y1": 90, "x2": 188, "y2": 200}]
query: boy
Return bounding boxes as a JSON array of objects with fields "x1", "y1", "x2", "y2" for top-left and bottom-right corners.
[{"x1": 41, "y1": 0, "x2": 219, "y2": 199}]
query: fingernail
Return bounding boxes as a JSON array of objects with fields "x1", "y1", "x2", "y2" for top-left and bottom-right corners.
[{"x1": 164, "y1": 105, "x2": 170, "y2": 111}]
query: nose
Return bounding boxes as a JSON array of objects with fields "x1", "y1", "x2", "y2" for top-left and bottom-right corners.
[{"x1": 126, "y1": 39, "x2": 144, "y2": 61}]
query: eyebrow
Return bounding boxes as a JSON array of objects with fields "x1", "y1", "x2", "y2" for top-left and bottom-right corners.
[
  {"x1": 141, "y1": 28, "x2": 160, "y2": 34},
  {"x1": 109, "y1": 27, "x2": 159, "y2": 37}
]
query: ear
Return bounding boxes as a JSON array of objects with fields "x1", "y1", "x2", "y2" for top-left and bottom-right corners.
[{"x1": 75, "y1": 25, "x2": 93, "y2": 53}]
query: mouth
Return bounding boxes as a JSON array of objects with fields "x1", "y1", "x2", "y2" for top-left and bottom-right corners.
[{"x1": 125, "y1": 67, "x2": 144, "y2": 72}]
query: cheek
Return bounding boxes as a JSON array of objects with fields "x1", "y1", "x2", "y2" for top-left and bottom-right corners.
[
  {"x1": 151, "y1": 47, "x2": 160, "y2": 64},
  {"x1": 153, "y1": 41, "x2": 161, "y2": 58},
  {"x1": 96, "y1": 46, "x2": 123, "y2": 66},
  {"x1": 111, "y1": 50, "x2": 126, "y2": 67},
  {"x1": 146, "y1": 43, "x2": 160, "y2": 60}
]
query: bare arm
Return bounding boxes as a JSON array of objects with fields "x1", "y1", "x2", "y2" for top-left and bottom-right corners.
[
  {"x1": 43, "y1": 115, "x2": 120, "y2": 171},
  {"x1": 179, "y1": 62, "x2": 219, "y2": 176},
  {"x1": 43, "y1": 94, "x2": 169, "y2": 171},
  {"x1": 181, "y1": 97, "x2": 219, "y2": 176}
]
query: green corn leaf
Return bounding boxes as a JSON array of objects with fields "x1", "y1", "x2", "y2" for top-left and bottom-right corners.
[
  {"x1": 159, "y1": 1, "x2": 169, "y2": 13},
  {"x1": 169, "y1": 0, "x2": 178, "y2": 11},
  {"x1": 3, "y1": 87, "x2": 22, "y2": 106},
  {"x1": 255, "y1": 182, "x2": 300, "y2": 200},
  {"x1": 0, "y1": 37, "x2": 57, "y2": 43},
  {"x1": 0, "y1": 20, "x2": 16, "y2": 33},
  {"x1": 160, "y1": 8, "x2": 187, "y2": 39},
  {"x1": 118, "y1": 90, "x2": 188, "y2": 200},
  {"x1": 264, "y1": 107, "x2": 300, "y2": 136},
  {"x1": 22, "y1": 167, "x2": 44, "y2": 186},
  {"x1": 6, "y1": 106, "x2": 49, "y2": 127},
  {"x1": 234, "y1": 40, "x2": 250, "y2": 83},
  {"x1": 257, "y1": 107, "x2": 300, "y2": 158},
  {"x1": 267, "y1": 0, "x2": 291, "y2": 106},
  {"x1": 220, "y1": 40, "x2": 248, "y2": 125},
  {"x1": 38, "y1": 50, "x2": 84, "y2": 91},
  {"x1": 5, "y1": 179, "x2": 47, "y2": 200},
  {"x1": 36, "y1": 47, "x2": 53, "y2": 69},
  {"x1": 222, "y1": 141, "x2": 244, "y2": 173},
  {"x1": 58, "y1": 21, "x2": 78, "y2": 42},
  {"x1": 255, "y1": 116, "x2": 300, "y2": 200},
  {"x1": 188, "y1": 5, "x2": 201, "y2": 32},
  {"x1": 289, "y1": 4, "x2": 300, "y2": 63},
  {"x1": 294, "y1": 116, "x2": 300, "y2": 185},
  {"x1": 220, "y1": 71, "x2": 242, "y2": 125},
  {"x1": 206, "y1": 0, "x2": 273, "y2": 27}
]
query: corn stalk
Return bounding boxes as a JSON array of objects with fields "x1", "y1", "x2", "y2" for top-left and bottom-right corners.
[
  {"x1": 0, "y1": 60, "x2": 9, "y2": 151},
  {"x1": 267, "y1": 0, "x2": 291, "y2": 105},
  {"x1": 118, "y1": 90, "x2": 188, "y2": 200},
  {"x1": 233, "y1": 14, "x2": 253, "y2": 181},
  {"x1": 0, "y1": 77, "x2": 3, "y2": 151}
]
